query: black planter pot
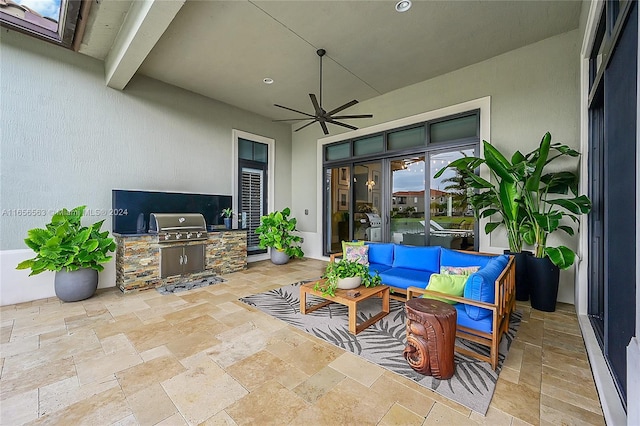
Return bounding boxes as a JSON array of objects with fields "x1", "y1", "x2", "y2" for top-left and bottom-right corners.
[
  {"x1": 527, "y1": 256, "x2": 560, "y2": 312},
  {"x1": 504, "y1": 250, "x2": 532, "y2": 301}
]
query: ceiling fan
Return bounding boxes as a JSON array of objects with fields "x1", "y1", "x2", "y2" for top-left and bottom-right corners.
[{"x1": 273, "y1": 49, "x2": 373, "y2": 135}]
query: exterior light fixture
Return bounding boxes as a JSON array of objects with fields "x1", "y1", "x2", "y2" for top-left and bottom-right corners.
[
  {"x1": 263, "y1": 78, "x2": 274, "y2": 84},
  {"x1": 395, "y1": 0, "x2": 412, "y2": 12}
]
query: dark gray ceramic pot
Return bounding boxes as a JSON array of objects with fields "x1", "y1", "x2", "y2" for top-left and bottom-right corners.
[
  {"x1": 270, "y1": 249, "x2": 290, "y2": 265},
  {"x1": 54, "y1": 268, "x2": 98, "y2": 302}
]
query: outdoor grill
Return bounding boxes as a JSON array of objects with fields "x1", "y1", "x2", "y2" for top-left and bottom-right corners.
[{"x1": 148, "y1": 213, "x2": 208, "y2": 243}]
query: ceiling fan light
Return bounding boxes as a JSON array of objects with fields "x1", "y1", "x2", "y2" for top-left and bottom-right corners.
[{"x1": 395, "y1": 0, "x2": 412, "y2": 12}]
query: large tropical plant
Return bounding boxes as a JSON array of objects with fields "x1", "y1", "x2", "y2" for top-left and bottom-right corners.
[
  {"x1": 519, "y1": 132, "x2": 592, "y2": 269},
  {"x1": 255, "y1": 207, "x2": 304, "y2": 258},
  {"x1": 16, "y1": 206, "x2": 116, "y2": 275},
  {"x1": 434, "y1": 142, "x2": 527, "y2": 253}
]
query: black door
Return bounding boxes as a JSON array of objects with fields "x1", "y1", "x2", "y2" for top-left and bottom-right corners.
[{"x1": 588, "y1": 1, "x2": 637, "y2": 409}]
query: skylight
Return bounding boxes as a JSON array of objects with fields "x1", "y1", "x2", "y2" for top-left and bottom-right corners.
[
  {"x1": 16, "y1": 0, "x2": 62, "y2": 21},
  {"x1": 0, "y1": 0, "x2": 85, "y2": 49}
]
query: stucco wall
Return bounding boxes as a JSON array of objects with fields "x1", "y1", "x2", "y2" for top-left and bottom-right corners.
[
  {"x1": 0, "y1": 30, "x2": 292, "y2": 304},
  {"x1": 291, "y1": 29, "x2": 581, "y2": 304}
]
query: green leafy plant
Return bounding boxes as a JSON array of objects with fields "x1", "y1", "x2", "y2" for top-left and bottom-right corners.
[
  {"x1": 434, "y1": 141, "x2": 528, "y2": 253},
  {"x1": 435, "y1": 132, "x2": 591, "y2": 269},
  {"x1": 519, "y1": 132, "x2": 592, "y2": 269},
  {"x1": 315, "y1": 259, "x2": 381, "y2": 297},
  {"x1": 16, "y1": 206, "x2": 116, "y2": 275},
  {"x1": 255, "y1": 207, "x2": 304, "y2": 258},
  {"x1": 220, "y1": 208, "x2": 234, "y2": 218}
]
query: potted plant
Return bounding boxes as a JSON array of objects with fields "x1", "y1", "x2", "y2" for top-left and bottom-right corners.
[
  {"x1": 221, "y1": 208, "x2": 233, "y2": 229},
  {"x1": 16, "y1": 206, "x2": 116, "y2": 302},
  {"x1": 315, "y1": 259, "x2": 382, "y2": 297},
  {"x1": 434, "y1": 141, "x2": 531, "y2": 300},
  {"x1": 255, "y1": 207, "x2": 304, "y2": 264},
  {"x1": 519, "y1": 132, "x2": 592, "y2": 311}
]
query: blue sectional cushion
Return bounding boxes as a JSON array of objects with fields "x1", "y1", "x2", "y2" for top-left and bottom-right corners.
[
  {"x1": 365, "y1": 242, "x2": 395, "y2": 266},
  {"x1": 440, "y1": 248, "x2": 496, "y2": 269},
  {"x1": 464, "y1": 255, "x2": 509, "y2": 320},
  {"x1": 368, "y1": 262, "x2": 392, "y2": 275},
  {"x1": 392, "y1": 245, "x2": 440, "y2": 272},
  {"x1": 455, "y1": 304, "x2": 493, "y2": 333},
  {"x1": 378, "y1": 268, "x2": 435, "y2": 290}
]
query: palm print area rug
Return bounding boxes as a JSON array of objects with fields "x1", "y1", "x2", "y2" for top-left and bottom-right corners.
[{"x1": 240, "y1": 280, "x2": 521, "y2": 415}]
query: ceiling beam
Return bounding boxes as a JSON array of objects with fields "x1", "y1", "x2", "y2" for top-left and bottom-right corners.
[{"x1": 105, "y1": 0, "x2": 185, "y2": 90}]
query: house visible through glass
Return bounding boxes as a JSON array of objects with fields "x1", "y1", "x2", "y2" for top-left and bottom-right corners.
[{"x1": 2, "y1": 0, "x2": 62, "y2": 31}]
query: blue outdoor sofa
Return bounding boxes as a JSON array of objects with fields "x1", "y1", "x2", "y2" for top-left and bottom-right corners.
[{"x1": 331, "y1": 242, "x2": 516, "y2": 369}]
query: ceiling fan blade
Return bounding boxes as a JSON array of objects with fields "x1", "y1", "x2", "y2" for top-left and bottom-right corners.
[
  {"x1": 309, "y1": 94, "x2": 323, "y2": 116},
  {"x1": 327, "y1": 119, "x2": 358, "y2": 131},
  {"x1": 274, "y1": 104, "x2": 315, "y2": 118},
  {"x1": 295, "y1": 120, "x2": 319, "y2": 132},
  {"x1": 331, "y1": 114, "x2": 374, "y2": 119},
  {"x1": 320, "y1": 121, "x2": 329, "y2": 135},
  {"x1": 326, "y1": 100, "x2": 359, "y2": 116},
  {"x1": 272, "y1": 118, "x2": 316, "y2": 122}
]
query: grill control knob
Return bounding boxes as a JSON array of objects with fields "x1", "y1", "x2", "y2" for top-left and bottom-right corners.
[
  {"x1": 164, "y1": 234, "x2": 170, "y2": 240},
  {"x1": 196, "y1": 232, "x2": 203, "y2": 238},
  {"x1": 186, "y1": 232, "x2": 193, "y2": 239},
  {"x1": 176, "y1": 233, "x2": 182, "y2": 239}
]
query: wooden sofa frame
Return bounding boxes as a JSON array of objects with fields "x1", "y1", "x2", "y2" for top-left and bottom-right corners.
[
  {"x1": 330, "y1": 249, "x2": 516, "y2": 370},
  {"x1": 407, "y1": 254, "x2": 516, "y2": 370}
]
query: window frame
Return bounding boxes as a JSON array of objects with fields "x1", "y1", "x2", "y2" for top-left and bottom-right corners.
[
  {"x1": 0, "y1": 0, "x2": 86, "y2": 50},
  {"x1": 321, "y1": 110, "x2": 481, "y2": 255}
]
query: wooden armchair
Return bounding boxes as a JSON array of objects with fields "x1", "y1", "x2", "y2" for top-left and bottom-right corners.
[{"x1": 406, "y1": 255, "x2": 516, "y2": 370}]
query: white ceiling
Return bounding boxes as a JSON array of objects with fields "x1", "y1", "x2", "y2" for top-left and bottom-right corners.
[{"x1": 79, "y1": 0, "x2": 582, "y2": 125}]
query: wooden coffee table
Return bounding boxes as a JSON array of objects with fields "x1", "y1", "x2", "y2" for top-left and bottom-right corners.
[{"x1": 299, "y1": 280, "x2": 390, "y2": 334}]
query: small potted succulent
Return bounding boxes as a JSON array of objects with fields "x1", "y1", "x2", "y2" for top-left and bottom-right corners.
[
  {"x1": 315, "y1": 259, "x2": 381, "y2": 297},
  {"x1": 221, "y1": 208, "x2": 234, "y2": 229},
  {"x1": 16, "y1": 206, "x2": 116, "y2": 302}
]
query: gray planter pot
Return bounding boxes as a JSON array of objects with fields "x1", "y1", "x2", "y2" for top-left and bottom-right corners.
[
  {"x1": 270, "y1": 249, "x2": 290, "y2": 265},
  {"x1": 223, "y1": 218, "x2": 232, "y2": 229},
  {"x1": 54, "y1": 268, "x2": 98, "y2": 302}
]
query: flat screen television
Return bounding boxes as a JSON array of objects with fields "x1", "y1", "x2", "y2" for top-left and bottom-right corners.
[{"x1": 112, "y1": 189, "x2": 232, "y2": 234}]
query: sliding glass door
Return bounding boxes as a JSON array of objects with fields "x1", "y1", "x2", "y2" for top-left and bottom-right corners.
[
  {"x1": 389, "y1": 156, "x2": 426, "y2": 245},
  {"x1": 428, "y1": 149, "x2": 476, "y2": 250},
  {"x1": 326, "y1": 166, "x2": 352, "y2": 253},
  {"x1": 322, "y1": 110, "x2": 480, "y2": 254}
]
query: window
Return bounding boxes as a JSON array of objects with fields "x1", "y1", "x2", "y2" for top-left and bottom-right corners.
[
  {"x1": 325, "y1": 142, "x2": 350, "y2": 161},
  {"x1": 234, "y1": 132, "x2": 274, "y2": 256},
  {"x1": 0, "y1": 0, "x2": 86, "y2": 49},
  {"x1": 388, "y1": 127, "x2": 425, "y2": 150},
  {"x1": 429, "y1": 114, "x2": 478, "y2": 143},
  {"x1": 323, "y1": 110, "x2": 480, "y2": 254},
  {"x1": 353, "y1": 134, "x2": 383, "y2": 156}
]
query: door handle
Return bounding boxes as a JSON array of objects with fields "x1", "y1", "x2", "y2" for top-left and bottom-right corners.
[{"x1": 184, "y1": 254, "x2": 188, "y2": 264}]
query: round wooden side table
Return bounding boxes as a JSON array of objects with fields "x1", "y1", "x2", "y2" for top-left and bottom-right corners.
[{"x1": 403, "y1": 297, "x2": 457, "y2": 379}]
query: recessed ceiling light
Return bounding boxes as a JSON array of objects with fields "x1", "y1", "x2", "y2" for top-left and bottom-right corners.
[
  {"x1": 263, "y1": 77, "x2": 274, "y2": 84},
  {"x1": 395, "y1": 0, "x2": 411, "y2": 12}
]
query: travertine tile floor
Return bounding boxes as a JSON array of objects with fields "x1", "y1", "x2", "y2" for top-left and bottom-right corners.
[{"x1": 0, "y1": 258, "x2": 605, "y2": 425}]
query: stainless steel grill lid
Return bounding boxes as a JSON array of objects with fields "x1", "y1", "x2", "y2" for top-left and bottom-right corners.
[{"x1": 149, "y1": 213, "x2": 207, "y2": 242}]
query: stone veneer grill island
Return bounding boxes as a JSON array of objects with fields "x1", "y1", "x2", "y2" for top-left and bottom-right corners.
[{"x1": 115, "y1": 230, "x2": 247, "y2": 292}]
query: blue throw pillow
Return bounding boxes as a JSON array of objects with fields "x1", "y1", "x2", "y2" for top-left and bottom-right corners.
[
  {"x1": 392, "y1": 245, "x2": 440, "y2": 272},
  {"x1": 365, "y1": 242, "x2": 395, "y2": 266},
  {"x1": 463, "y1": 255, "x2": 509, "y2": 320}
]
